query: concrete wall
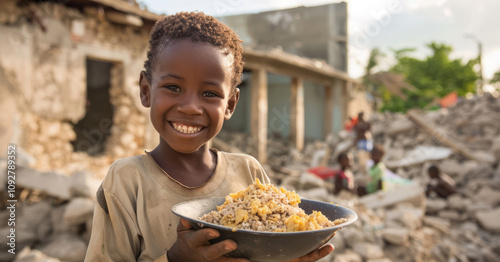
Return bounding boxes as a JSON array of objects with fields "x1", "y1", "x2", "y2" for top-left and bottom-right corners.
[
  {"x1": 223, "y1": 73, "x2": 327, "y2": 140},
  {"x1": 0, "y1": 1, "x2": 155, "y2": 176},
  {"x1": 218, "y1": 2, "x2": 348, "y2": 72}
]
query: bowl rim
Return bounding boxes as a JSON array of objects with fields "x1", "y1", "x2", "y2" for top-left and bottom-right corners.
[{"x1": 172, "y1": 197, "x2": 358, "y2": 235}]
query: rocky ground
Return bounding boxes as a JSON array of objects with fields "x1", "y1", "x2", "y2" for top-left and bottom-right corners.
[{"x1": 1, "y1": 94, "x2": 499, "y2": 262}]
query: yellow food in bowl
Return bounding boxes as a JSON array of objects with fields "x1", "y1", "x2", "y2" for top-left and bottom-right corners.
[{"x1": 199, "y1": 179, "x2": 347, "y2": 232}]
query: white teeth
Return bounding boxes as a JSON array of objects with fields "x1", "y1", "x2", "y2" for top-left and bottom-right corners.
[{"x1": 172, "y1": 123, "x2": 202, "y2": 134}]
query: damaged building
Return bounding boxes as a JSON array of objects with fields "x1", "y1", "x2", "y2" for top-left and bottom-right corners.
[{"x1": 0, "y1": 0, "x2": 356, "y2": 172}]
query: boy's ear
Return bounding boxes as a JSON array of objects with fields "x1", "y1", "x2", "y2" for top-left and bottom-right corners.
[
  {"x1": 139, "y1": 71, "x2": 151, "y2": 108},
  {"x1": 224, "y1": 88, "x2": 240, "y2": 120}
]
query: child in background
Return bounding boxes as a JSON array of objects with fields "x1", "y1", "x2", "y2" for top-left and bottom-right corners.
[
  {"x1": 357, "y1": 144, "x2": 385, "y2": 196},
  {"x1": 426, "y1": 165, "x2": 457, "y2": 199},
  {"x1": 85, "y1": 12, "x2": 333, "y2": 262},
  {"x1": 332, "y1": 153, "x2": 356, "y2": 195}
]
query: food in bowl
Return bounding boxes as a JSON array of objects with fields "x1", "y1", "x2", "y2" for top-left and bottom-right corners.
[{"x1": 199, "y1": 179, "x2": 347, "y2": 232}]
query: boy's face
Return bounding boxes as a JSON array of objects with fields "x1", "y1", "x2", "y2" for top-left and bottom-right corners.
[{"x1": 140, "y1": 39, "x2": 239, "y2": 153}]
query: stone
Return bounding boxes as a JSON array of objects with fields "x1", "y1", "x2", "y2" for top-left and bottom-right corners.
[
  {"x1": 17, "y1": 166, "x2": 72, "y2": 200},
  {"x1": 18, "y1": 202, "x2": 53, "y2": 243},
  {"x1": 300, "y1": 172, "x2": 325, "y2": 190},
  {"x1": 332, "y1": 251, "x2": 363, "y2": 262},
  {"x1": 39, "y1": 233, "x2": 87, "y2": 262},
  {"x1": 426, "y1": 198, "x2": 447, "y2": 213},
  {"x1": 341, "y1": 228, "x2": 365, "y2": 248},
  {"x1": 492, "y1": 136, "x2": 500, "y2": 162},
  {"x1": 466, "y1": 201, "x2": 492, "y2": 216},
  {"x1": 386, "y1": 119, "x2": 414, "y2": 135},
  {"x1": 70, "y1": 170, "x2": 101, "y2": 199},
  {"x1": 472, "y1": 186, "x2": 500, "y2": 206},
  {"x1": 438, "y1": 210, "x2": 463, "y2": 221},
  {"x1": 51, "y1": 205, "x2": 79, "y2": 235},
  {"x1": 360, "y1": 182, "x2": 425, "y2": 209},
  {"x1": 381, "y1": 227, "x2": 409, "y2": 245},
  {"x1": 63, "y1": 198, "x2": 95, "y2": 226},
  {"x1": 447, "y1": 194, "x2": 467, "y2": 210},
  {"x1": 352, "y1": 242, "x2": 384, "y2": 259},
  {"x1": 13, "y1": 247, "x2": 62, "y2": 262},
  {"x1": 475, "y1": 208, "x2": 500, "y2": 233},
  {"x1": 297, "y1": 188, "x2": 332, "y2": 202},
  {"x1": 423, "y1": 216, "x2": 450, "y2": 234}
]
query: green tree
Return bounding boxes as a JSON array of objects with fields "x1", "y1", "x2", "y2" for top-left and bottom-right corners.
[{"x1": 381, "y1": 42, "x2": 478, "y2": 112}]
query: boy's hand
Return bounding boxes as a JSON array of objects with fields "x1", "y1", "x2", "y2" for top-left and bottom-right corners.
[
  {"x1": 284, "y1": 244, "x2": 334, "y2": 262},
  {"x1": 167, "y1": 218, "x2": 250, "y2": 262}
]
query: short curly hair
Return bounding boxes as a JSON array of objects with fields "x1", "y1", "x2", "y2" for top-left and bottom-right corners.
[{"x1": 144, "y1": 12, "x2": 244, "y2": 92}]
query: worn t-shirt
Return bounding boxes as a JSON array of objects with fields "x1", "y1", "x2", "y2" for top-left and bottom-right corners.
[
  {"x1": 84, "y1": 149, "x2": 270, "y2": 262},
  {"x1": 366, "y1": 162, "x2": 385, "y2": 194}
]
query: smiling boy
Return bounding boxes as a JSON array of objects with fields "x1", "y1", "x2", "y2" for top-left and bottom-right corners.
[{"x1": 85, "y1": 12, "x2": 333, "y2": 262}]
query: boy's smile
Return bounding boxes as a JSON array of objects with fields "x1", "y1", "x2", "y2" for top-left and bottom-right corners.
[{"x1": 140, "y1": 39, "x2": 239, "y2": 154}]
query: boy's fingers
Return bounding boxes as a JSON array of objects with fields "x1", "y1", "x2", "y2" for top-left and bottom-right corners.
[
  {"x1": 286, "y1": 244, "x2": 334, "y2": 262},
  {"x1": 186, "y1": 228, "x2": 220, "y2": 247},
  {"x1": 200, "y1": 239, "x2": 238, "y2": 261},
  {"x1": 177, "y1": 218, "x2": 193, "y2": 231}
]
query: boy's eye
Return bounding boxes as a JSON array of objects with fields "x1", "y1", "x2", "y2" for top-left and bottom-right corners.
[
  {"x1": 164, "y1": 85, "x2": 180, "y2": 92},
  {"x1": 202, "y1": 91, "x2": 219, "y2": 97}
]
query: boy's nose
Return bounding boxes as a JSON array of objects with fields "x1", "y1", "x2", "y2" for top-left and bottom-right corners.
[{"x1": 177, "y1": 92, "x2": 203, "y2": 115}]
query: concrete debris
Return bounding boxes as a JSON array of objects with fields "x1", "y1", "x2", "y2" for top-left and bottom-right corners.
[{"x1": 475, "y1": 208, "x2": 500, "y2": 233}]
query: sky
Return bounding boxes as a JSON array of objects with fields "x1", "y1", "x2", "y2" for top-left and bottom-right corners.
[{"x1": 140, "y1": 0, "x2": 500, "y2": 87}]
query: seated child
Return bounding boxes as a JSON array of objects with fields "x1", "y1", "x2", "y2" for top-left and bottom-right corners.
[
  {"x1": 332, "y1": 153, "x2": 356, "y2": 195},
  {"x1": 85, "y1": 12, "x2": 333, "y2": 262},
  {"x1": 357, "y1": 144, "x2": 385, "y2": 196},
  {"x1": 426, "y1": 165, "x2": 457, "y2": 199}
]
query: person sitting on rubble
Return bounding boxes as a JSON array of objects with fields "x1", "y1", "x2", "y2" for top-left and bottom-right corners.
[
  {"x1": 357, "y1": 144, "x2": 385, "y2": 196},
  {"x1": 354, "y1": 112, "x2": 373, "y2": 173},
  {"x1": 425, "y1": 165, "x2": 457, "y2": 199},
  {"x1": 331, "y1": 152, "x2": 356, "y2": 195}
]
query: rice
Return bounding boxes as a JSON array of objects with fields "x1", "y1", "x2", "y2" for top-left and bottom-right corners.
[{"x1": 199, "y1": 179, "x2": 348, "y2": 232}]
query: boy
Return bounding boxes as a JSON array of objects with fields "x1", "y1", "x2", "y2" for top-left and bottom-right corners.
[
  {"x1": 332, "y1": 153, "x2": 356, "y2": 195},
  {"x1": 425, "y1": 165, "x2": 456, "y2": 199},
  {"x1": 354, "y1": 112, "x2": 372, "y2": 173},
  {"x1": 357, "y1": 144, "x2": 385, "y2": 196},
  {"x1": 85, "y1": 12, "x2": 333, "y2": 262}
]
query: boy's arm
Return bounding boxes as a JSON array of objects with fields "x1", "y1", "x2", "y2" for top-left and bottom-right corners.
[{"x1": 85, "y1": 185, "x2": 146, "y2": 262}]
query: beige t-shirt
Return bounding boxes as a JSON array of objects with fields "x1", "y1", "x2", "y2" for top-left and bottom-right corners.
[{"x1": 85, "y1": 150, "x2": 270, "y2": 262}]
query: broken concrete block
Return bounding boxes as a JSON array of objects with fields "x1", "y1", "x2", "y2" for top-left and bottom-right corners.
[
  {"x1": 438, "y1": 210, "x2": 463, "y2": 221},
  {"x1": 475, "y1": 208, "x2": 500, "y2": 233},
  {"x1": 39, "y1": 233, "x2": 87, "y2": 262},
  {"x1": 381, "y1": 227, "x2": 409, "y2": 245},
  {"x1": 341, "y1": 227, "x2": 365, "y2": 248},
  {"x1": 360, "y1": 182, "x2": 425, "y2": 210},
  {"x1": 63, "y1": 198, "x2": 95, "y2": 226},
  {"x1": 17, "y1": 166, "x2": 72, "y2": 200},
  {"x1": 385, "y1": 146, "x2": 452, "y2": 169},
  {"x1": 352, "y1": 242, "x2": 384, "y2": 260},
  {"x1": 386, "y1": 119, "x2": 414, "y2": 136},
  {"x1": 423, "y1": 216, "x2": 450, "y2": 234},
  {"x1": 297, "y1": 187, "x2": 332, "y2": 202},
  {"x1": 51, "y1": 205, "x2": 79, "y2": 235},
  {"x1": 332, "y1": 251, "x2": 363, "y2": 262},
  {"x1": 426, "y1": 198, "x2": 447, "y2": 213},
  {"x1": 472, "y1": 187, "x2": 500, "y2": 206},
  {"x1": 492, "y1": 137, "x2": 500, "y2": 162},
  {"x1": 13, "y1": 247, "x2": 62, "y2": 262},
  {"x1": 70, "y1": 170, "x2": 101, "y2": 199},
  {"x1": 466, "y1": 201, "x2": 492, "y2": 217},
  {"x1": 300, "y1": 172, "x2": 325, "y2": 190},
  {"x1": 447, "y1": 194, "x2": 467, "y2": 211}
]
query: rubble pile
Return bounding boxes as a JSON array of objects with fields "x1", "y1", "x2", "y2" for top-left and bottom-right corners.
[
  {"x1": 219, "y1": 94, "x2": 500, "y2": 262},
  {"x1": 1, "y1": 95, "x2": 499, "y2": 262}
]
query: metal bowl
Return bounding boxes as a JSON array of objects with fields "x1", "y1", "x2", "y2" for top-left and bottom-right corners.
[{"x1": 172, "y1": 197, "x2": 358, "y2": 262}]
